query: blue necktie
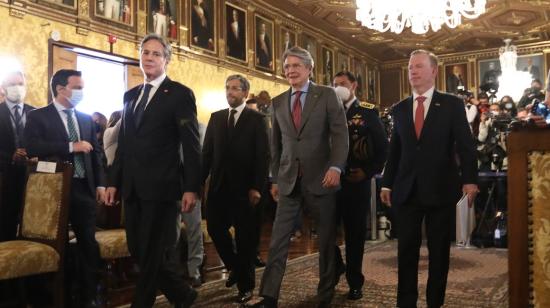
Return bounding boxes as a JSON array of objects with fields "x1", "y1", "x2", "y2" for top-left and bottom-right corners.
[
  {"x1": 134, "y1": 84, "x2": 153, "y2": 127},
  {"x1": 63, "y1": 109, "x2": 85, "y2": 178}
]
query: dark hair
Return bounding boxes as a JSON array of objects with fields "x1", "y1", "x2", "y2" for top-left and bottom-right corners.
[
  {"x1": 51, "y1": 69, "x2": 82, "y2": 97},
  {"x1": 334, "y1": 71, "x2": 357, "y2": 83},
  {"x1": 141, "y1": 33, "x2": 172, "y2": 62},
  {"x1": 226, "y1": 74, "x2": 250, "y2": 92},
  {"x1": 245, "y1": 98, "x2": 257, "y2": 105},
  {"x1": 107, "y1": 110, "x2": 122, "y2": 128},
  {"x1": 532, "y1": 79, "x2": 542, "y2": 86}
]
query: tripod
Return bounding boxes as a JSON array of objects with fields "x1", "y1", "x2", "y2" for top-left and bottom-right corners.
[{"x1": 472, "y1": 154, "x2": 505, "y2": 248}]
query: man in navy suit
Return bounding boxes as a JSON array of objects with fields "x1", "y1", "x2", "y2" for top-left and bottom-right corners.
[
  {"x1": 105, "y1": 33, "x2": 200, "y2": 308},
  {"x1": 0, "y1": 71, "x2": 35, "y2": 241},
  {"x1": 24, "y1": 69, "x2": 105, "y2": 307},
  {"x1": 380, "y1": 50, "x2": 478, "y2": 308}
]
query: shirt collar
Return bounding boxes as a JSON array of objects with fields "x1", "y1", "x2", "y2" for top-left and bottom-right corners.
[
  {"x1": 146, "y1": 73, "x2": 166, "y2": 89},
  {"x1": 53, "y1": 100, "x2": 73, "y2": 113},
  {"x1": 345, "y1": 98, "x2": 357, "y2": 111},
  {"x1": 413, "y1": 86, "x2": 435, "y2": 101},
  {"x1": 5, "y1": 100, "x2": 22, "y2": 111},
  {"x1": 230, "y1": 101, "x2": 246, "y2": 114},
  {"x1": 291, "y1": 81, "x2": 310, "y2": 96}
]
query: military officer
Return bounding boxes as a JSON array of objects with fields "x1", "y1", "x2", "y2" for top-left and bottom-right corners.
[{"x1": 332, "y1": 71, "x2": 388, "y2": 300}]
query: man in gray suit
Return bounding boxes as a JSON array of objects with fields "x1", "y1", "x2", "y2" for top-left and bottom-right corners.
[{"x1": 249, "y1": 46, "x2": 349, "y2": 308}]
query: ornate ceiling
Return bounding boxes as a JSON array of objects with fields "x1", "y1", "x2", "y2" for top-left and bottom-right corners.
[{"x1": 269, "y1": 0, "x2": 550, "y2": 62}]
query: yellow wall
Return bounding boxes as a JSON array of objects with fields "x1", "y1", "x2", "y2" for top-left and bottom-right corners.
[{"x1": 0, "y1": 6, "x2": 288, "y2": 124}]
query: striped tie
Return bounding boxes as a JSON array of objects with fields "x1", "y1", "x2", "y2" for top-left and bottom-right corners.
[{"x1": 63, "y1": 109, "x2": 86, "y2": 178}]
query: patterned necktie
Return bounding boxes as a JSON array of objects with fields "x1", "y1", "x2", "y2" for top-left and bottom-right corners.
[
  {"x1": 415, "y1": 96, "x2": 426, "y2": 139},
  {"x1": 63, "y1": 109, "x2": 85, "y2": 178},
  {"x1": 292, "y1": 91, "x2": 302, "y2": 130},
  {"x1": 134, "y1": 83, "x2": 153, "y2": 127},
  {"x1": 13, "y1": 105, "x2": 23, "y2": 147},
  {"x1": 228, "y1": 109, "x2": 237, "y2": 136}
]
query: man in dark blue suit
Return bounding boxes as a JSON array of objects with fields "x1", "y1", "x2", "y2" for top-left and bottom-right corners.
[
  {"x1": 380, "y1": 50, "x2": 478, "y2": 308},
  {"x1": 0, "y1": 71, "x2": 35, "y2": 241},
  {"x1": 24, "y1": 69, "x2": 105, "y2": 307},
  {"x1": 105, "y1": 33, "x2": 200, "y2": 308}
]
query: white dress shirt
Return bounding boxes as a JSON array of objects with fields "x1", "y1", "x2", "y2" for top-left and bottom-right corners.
[
  {"x1": 135, "y1": 73, "x2": 167, "y2": 111},
  {"x1": 228, "y1": 101, "x2": 246, "y2": 124},
  {"x1": 5, "y1": 100, "x2": 27, "y2": 130},
  {"x1": 53, "y1": 100, "x2": 81, "y2": 153},
  {"x1": 412, "y1": 86, "x2": 435, "y2": 123}
]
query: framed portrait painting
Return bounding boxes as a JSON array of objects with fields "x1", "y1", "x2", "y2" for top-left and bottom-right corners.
[
  {"x1": 190, "y1": 0, "x2": 216, "y2": 52},
  {"x1": 336, "y1": 52, "x2": 350, "y2": 73},
  {"x1": 478, "y1": 58, "x2": 501, "y2": 92},
  {"x1": 517, "y1": 54, "x2": 544, "y2": 82},
  {"x1": 301, "y1": 33, "x2": 317, "y2": 82},
  {"x1": 225, "y1": 2, "x2": 246, "y2": 62},
  {"x1": 93, "y1": 0, "x2": 134, "y2": 29},
  {"x1": 148, "y1": 0, "x2": 178, "y2": 40},
  {"x1": 255, "y1": 15, "x2": 275, "y2": 71},
  {"x1": 444, "y1": 63, "x2": 468, "y2": 94},
  {"x1": 352, "y1": 58, "x2": 366, "y2": 101}
]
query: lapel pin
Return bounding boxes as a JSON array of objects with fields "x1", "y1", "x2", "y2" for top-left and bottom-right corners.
[
  {"x1": 435, "y1": 102, "x2": 440, "y2": 106},
  {"x1": 164, "y1": 89, "x2": 168, "y2": 93}
]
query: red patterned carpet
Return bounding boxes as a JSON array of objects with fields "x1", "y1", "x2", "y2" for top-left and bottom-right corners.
[{"x1": 153, "y1": 240, "x2": 508, "y2": 307}]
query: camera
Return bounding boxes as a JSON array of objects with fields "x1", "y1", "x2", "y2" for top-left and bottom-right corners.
[
  {"x1": 456, "y1": 89, "x2": 473, "y2": 102},
  {"x1": 531, "y1": 99, "x2": 550, "y2": 124}
]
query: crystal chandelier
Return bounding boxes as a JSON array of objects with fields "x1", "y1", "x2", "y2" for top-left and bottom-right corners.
[{"x1": 356, "y1": 0, "x2": 487, "y2": 35}]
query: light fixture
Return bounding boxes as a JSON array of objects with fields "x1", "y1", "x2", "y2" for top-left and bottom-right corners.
[
  {"x1": 355, "y1": 0, "x2": 487, "y2": 34},
  {"x1": 496, "y1": 39, "x2": 532, "y2": 103}
]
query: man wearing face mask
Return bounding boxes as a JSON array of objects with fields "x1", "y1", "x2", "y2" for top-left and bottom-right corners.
[
  {"x1": 0, "y1": 71, "x2": 35, "y2": 241},
  {"x1": 332, "y1": 71, "x2": 388, "y2": 300},
  {"x1": 518, "y1": 79, "x2": 545, "y2": 109},
  {"x1": 24, "y1": 69, "x2": 105, "y2": 307}
]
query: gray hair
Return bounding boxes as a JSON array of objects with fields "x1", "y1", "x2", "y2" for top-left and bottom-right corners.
[
  {"x1": 140, "y1": 33, "x2": 172, "y2": 62},
  {"x1": 226, "y1": 74, "x2": 250, "y2": 92},
  {"x1": 410, "y1": 49, "x2": 438, "y2": 68},
  {"x1": 282, "y1": 46, "x2": 315, "y2": 69},
  {"x1": 1, "y1": 71, "x2": 25, "y2": 87}
]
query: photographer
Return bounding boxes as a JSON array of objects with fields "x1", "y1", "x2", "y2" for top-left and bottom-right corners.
[
  {"x1": 478, "y1": 102, "x2": 510, "y2": 171},
  {"x1": 457, "y1": 90, "x2": 478, "y2": 133},
  {"x1": 517, "y1": 79, "x2": 545, "y2": 109},
  {"x1": 500, "y1": 95, "x2": 517, "y2": 117}
]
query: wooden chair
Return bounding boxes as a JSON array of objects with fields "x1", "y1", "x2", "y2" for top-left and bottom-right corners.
[
  {"x1": 508, "y1": 126, "x2": 550, "y2": 307},
  {"x1": 0, "y1": 162, "x2": 72, "y2": 307}
]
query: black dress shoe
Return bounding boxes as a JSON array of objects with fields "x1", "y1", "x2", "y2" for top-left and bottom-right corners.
[
  {"x1": 236, "y1": 290, "x2": 253, "y2": 303},
  {"x1": 174, "y1": 289, "x2": 198, "y2": 308},
  {"x1": 226, "y1": 271, "x2": 237, "y2": 288},
  {"x1": 347, "y1": 288, "x2": 363, "y2": 300},
  {"x1": 255, "y1": 256, "x2": 266, "y2": 268},
  {"x1": 245, "y1": 296, "x2": 278, "y2": 307}
]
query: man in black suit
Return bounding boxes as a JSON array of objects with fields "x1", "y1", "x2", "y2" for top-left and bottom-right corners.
[
  {"x1": 202, "y1": 74, "x2": 269, "y2": 304},
  {"x1": 0, "y1": 71, "x2": 35, "y2": 241},
  {"x1": 24, "y1": 69, "x2": 105, "y2": 307},
  {"x1": 380, "y1": 50, "x2": 478, "y2": 308},
  {"x1": 333, "y1": 71, "x2": 388, "y2": 301},
  {"x1": 105, "y1": 33, "x2": 200, "y2": 308}
]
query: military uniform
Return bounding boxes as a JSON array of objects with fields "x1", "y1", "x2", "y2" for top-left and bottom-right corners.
[{"x1": 335, "y1": 99, "x2": 388, "y2": 291}]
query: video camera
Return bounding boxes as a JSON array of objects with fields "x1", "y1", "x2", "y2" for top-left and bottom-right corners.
[{"x1": 531, "y1": 99, "x2": 550, "y2": 125}]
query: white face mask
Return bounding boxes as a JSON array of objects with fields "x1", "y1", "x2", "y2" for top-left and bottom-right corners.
[
  {"x1": 334, "y1": 86, "x2": 351, "y2": 103},
  {"x1": 5, "y1": 85, "x2": 26, "y2": 103},
  {"x1": 67, "y1": 89, "x2": 84, "y2": 107}
]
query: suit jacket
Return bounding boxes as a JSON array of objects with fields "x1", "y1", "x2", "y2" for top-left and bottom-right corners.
[
  {"x1": 108, "y1": 77, "x2": 201, "y2": 201},
  {"x1": 24, "y1": 103, "x2": 105, "y2": 195},
  {"x1": 202, "y1": 107, "x2": 269, "y2": 196},
  {"x1": 381, "y1": 90, "x2": 478, "y2": 207},
  {"x1": 271, "y1": 82, "x2": 349, "y2": 196},
  {"x1": 0, "y1": 102, "x2": 34, "y2": 168}
]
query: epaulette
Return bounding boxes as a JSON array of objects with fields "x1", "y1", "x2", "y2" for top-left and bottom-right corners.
[{"x1": 359, "y1": 101, "x2": 375, "y2": 109}]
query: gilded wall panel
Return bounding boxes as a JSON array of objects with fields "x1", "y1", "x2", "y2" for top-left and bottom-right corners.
[{"x1": 0, "y1": 6, "x2": 286, "y2": 121}]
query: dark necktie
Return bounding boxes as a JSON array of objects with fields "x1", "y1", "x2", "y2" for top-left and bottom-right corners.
[
  {"x1": 13, "y1": 105, "x2": 23, "y2": 147},
  {"x1": 228, "y1": 109, "x2": 237, "y2": 136},
  {"x1": 63, "y1": 109, "x2": 85, "y2": 178},
  {"x1": 292, "y1": 91, "x2": 302, "y2": 130},
  {"x1": 134, "y1": 83, "x2": 153, "y2": 127},
  {"x1": 415, "y1": 96, "x2": 426, "y2": 139}
]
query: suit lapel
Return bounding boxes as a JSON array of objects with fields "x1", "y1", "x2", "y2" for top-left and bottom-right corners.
[
  {"x1": 298, "y1": 83, "x2": 320, "y2": 134},
  {"x1": 403, "y1": 96, "x2": 417, "y2": 141},
  {"x1": 0, "y1": 103, "x2": 15, "y2": 141},
  {"x1": 47, "y1": 104, "x2": 70, "y2": 141},
  {"x1": 419, "y1": 91, "x2": 441, "y2": 140},
  {"x1": 138, "y1": 78, "x2": 171, "y2": 129},
  {"x1": 279, "y1": 89, "x2": 295, "y2": 136},
  {"x1": 75, "y1": 111, "x2": 89, "y2": 140}
]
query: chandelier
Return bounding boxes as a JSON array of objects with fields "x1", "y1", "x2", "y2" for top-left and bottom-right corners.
[{"x1": 356, "y1": 0, "x2": 487, "y2": 35}]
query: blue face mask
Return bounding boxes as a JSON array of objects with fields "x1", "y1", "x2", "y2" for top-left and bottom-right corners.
[{"x1": 68, "y1": 89, "x2": 84, "y2": 106}]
